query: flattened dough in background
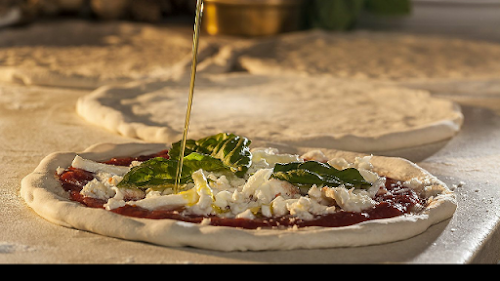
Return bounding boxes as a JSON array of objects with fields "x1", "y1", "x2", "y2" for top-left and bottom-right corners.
[
  {"x1": 0, "y1": 20, "x2": 215, "y2": 89},
  {"x1": 237, "y1": 30, "x2": 500, "y2": 82},
  {"x1": 236, "y1": 30, "x2": 500, "y2": 105},
  {"x1": 76, "y1": 74, "x2": 463, "y2": 161}
]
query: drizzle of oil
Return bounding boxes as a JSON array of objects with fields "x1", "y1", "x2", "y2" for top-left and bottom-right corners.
[{"x1": 174, "y1": 0, "x2": 204, "y2": 194}]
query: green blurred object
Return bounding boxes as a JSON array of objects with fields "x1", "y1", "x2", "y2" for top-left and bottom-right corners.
[
  {"x1": 307, "y1": 0, "x2": 411, "y2": 31},
  {"x1": 364, "y1": 0, "x2": 412, "y2": 16},
  {"x1": 307, "y1": 0, "x2": 364, "y2": 30}
]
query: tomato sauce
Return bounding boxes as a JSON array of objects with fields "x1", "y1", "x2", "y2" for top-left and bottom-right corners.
[
  {"x1": 102, "y1": 150, "x2": 170, "y2": 166},
  {"x1": 57, "y1": 151, "x2": 426, "y2": 229}
]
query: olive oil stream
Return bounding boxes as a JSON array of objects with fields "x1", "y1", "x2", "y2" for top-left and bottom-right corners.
[{"x1": 174, "y1": 0, "x2": 204, "y2": 193}]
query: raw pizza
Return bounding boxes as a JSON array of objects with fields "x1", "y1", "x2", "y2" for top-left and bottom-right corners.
[
  {"x1": 76, "y1": 74, "x2": 464, "y2": 161},
  {"x1": 21, "y1": 133, "x2": 456, "y2": 251}
]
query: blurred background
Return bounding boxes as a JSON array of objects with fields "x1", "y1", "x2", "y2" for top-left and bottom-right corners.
[{"x1": 1, "y1": 0, "x2": 498, "y2": 41}]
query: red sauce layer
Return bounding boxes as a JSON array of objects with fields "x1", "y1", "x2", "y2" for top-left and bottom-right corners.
[{"x1": 57, "y1": 150, "x2": 426, "y2": 229}]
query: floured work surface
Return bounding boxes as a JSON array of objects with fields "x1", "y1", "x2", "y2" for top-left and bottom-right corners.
[
  {"x1": 1, "y1": 82, "x2": 500, "y2": 263},
  {"x1": 76, "y1": 74, "x2": 463, "y2": 162},
  {"x1": 0, "y1": 20, "x2": 215, "y2": 89}
]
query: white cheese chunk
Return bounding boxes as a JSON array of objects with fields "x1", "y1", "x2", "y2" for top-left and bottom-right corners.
[
  {"x1": 287, "y1": 197, "x2": 336, "y2": 220},
  {"x1": 80, "y1": 178, "x2": 115, "y2": 200},
  {"x1": 241, "y1": 168, "x2": 299, "y2": 204},
  {"x1": 213, "y1": 190, "x2": 232, "y2": 210},
  {"x1": 113, "y1": 186, "x2": 144, "y2": 200},
  {"x1": 187, "y1": 170, "x2": 216, "y2": 216},
  {"x1": 326, "y1": 186, "x2": 377, "y2": 213},
  {"x1": 71, "y1": 155, "x2": 130, "y2": 176},
  {"x1": 104, "y1": 198, "x2": 126, "y2": 210},
  {"x1": 236, "y1": 209, "x2": 255, "y2": 220},
  {"x1": 250, "y1": 147, "x2": 301, "y2": 166},
  {"x1": 270, "y1": 196, "x2": 291, "y2": 217},
  {"x1": 128, "y1": 194, "x2": 188, "y2": 211},
  {"x1": 56, "y1": 166, "x2": 66, "y2": 175},
  {"x1": 328, "y1": 155, "x2": 381, "y2": 184},
  {"x1": 300, "y1": 150, "x2": 329, "y2": 162}
]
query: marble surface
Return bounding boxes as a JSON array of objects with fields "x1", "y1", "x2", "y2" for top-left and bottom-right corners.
[{"x1": 0, "y1": 81, "x2": 499, "y2": 263}]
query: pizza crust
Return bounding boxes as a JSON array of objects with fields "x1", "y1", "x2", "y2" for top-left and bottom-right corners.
[
  {"x1": 76, "y1": 74, "x2": 463, "y2": 161},
  {"x1": 20, "y1": 142, "x2": 456, "y2": 251}
]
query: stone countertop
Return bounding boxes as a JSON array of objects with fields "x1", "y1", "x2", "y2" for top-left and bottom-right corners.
[{"x1": 0, "y1": 81, "x2": 499, "y2": 263}]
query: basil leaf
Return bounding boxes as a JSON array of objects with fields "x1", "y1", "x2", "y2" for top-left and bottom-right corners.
[
  {"x1": 117, "y1": 157, "x2": 183, "y2": 190},
  {"x1": 271, "y1": 161, "x2": 371, "y2": 191},
  {"x1": 117, "y1": 153, "x2": 228, "y2": 190},
  {"x1": 169, "y1": 133, "x2": 252, "y2": 177},
  {"x1": 182, "y1": 152, "x2": 228, "y2": 172}
]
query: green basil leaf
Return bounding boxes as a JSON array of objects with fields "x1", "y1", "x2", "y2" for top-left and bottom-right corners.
[
  {"x1": 117, "y1": 153, "x2": 229, "y2": 190},
  {"x1": 169, "y1": 133, "x2": 252, "y2": 177},
  {"x1": 182, "y1": 152, "x2": 228, "y2": 172},
  {"x1": 271, "y1": 161, "x2": 371, "y2": 192},
  {"x1": 117, "y1": 157, "x2": 184, "y2": 190}
]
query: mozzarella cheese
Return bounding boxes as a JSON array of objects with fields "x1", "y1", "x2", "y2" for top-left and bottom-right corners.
[
  {"x1": 70, "y1": 148, "x2": 392, "y2": 220},
  {"x1": 72, "y1": 155, "x2": 130, "y2": 176}
]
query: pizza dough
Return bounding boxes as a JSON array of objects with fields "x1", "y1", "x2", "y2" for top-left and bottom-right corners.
[
  {"x1": 236, "y1": 30, "x2": 500, "y2": 83},
  {"x1": 20, "y1": 142, "x2": 456, "y2": 251},
  {"x1": 0, "y1": 20, "x2": 214, "y2": 89},
  {"x1": 76, "y1": 74, "x2": 463, "y2": 161}
]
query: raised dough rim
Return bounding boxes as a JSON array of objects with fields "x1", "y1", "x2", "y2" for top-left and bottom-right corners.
[
  {"x1": 75, "y1": 76, "x2": 464, "y2": 152},
  {"x1": 20, "y1": 142, "x2": 457, "y2": 252}
]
